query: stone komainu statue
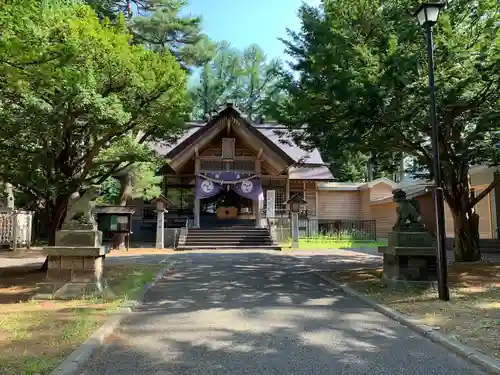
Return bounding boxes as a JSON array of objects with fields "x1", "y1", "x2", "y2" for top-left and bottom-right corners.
[
  {"x1": 392, "y1": 188, "x2": 425, "y2": 232},
  {"x1": 63, "y1": 185, "x2": 101, "y2": 227}
]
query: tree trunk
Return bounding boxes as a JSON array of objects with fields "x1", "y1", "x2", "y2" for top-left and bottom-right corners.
[
  {"x1": 441, "y1": 162, "x2": 484, "y2": 263},
  {"x1": 45, "y1": 195, "x2": 68, "y2": 245},
  {"x1": 112, "y1": 172, "x2": 133, "y2": 249},
  {"x1": 40, "y1": 194, "x2": 70, "y2": 271},
  {"x1": 446, "y1": 177, "x2": 481, "y2": 262},
  {"x1": 452, "y1": 207, "x2": 481, "y2": 262}
]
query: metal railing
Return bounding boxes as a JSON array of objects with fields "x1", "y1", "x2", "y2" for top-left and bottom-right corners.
[
  {"x1": 302, "y1": 218, "x2": 377, "y2": 241},
  {"x1": 0, "y1": 210, "x2": 34, "y2": 249},
  {"x1": 269, "y1": 217, "x2": 377, "y2": 243},
  {"x1": 267, "y1": 216, "x2": 292, "y2": 244}
]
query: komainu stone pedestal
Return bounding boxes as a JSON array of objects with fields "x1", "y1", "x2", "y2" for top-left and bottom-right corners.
[
  {"x1": 378, "y1": 188, "x2": 438, "y2": 287},
  {"x1": 378, "y1": 231, "x2": 437, "y2": 285},
  {"x1": 34, "y1": 228, "x2": 110, "y2": 300}
]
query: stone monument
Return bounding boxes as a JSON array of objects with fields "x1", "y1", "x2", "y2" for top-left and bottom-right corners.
[
  {"x1": 35, "y1": 186, "x2": 111, "y2": 300},
  {"x1": 378, "y1": 189, "x2": 437, "y2": 285}
]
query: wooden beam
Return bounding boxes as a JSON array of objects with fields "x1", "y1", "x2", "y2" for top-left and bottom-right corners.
[
  {"x1": 257, "y1": 148, "x2": 263, "y2": 160},
  {"x1": 194, "y1": 145, "x2": 199, "y2": 157},
  {"x1": 232, "y1": 123, "x2": 288, "y2": 173},
  {"x1": 169, "y1": 121, "x2": 225, "y2": 171},
  {"x1": 226, "y1": 118, "x2": 231, "y2": 135}
]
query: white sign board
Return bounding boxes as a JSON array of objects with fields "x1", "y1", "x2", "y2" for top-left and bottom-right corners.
[{"x1": 266, "y1": 190, "x2": 275, "y2": 218}]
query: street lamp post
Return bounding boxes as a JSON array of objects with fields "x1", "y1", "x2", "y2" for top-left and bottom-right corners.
[{"x1": 414, "y1": 2, "x2": 450, "y2": 301}]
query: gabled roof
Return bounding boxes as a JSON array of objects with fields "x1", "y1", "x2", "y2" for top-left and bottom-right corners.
[
  {"x1": 369, "y1": 179, "x2": 433, "y2": 205},
  {"x1": 255, "y1": 125, "x2": 325, "y2": 165},
  {"x1": 289, "y1": 166, "x2": 335, "y2": 181},
  {"x1": 164, "y1": 106, "x2": 294, "y2": 165},
  {"x1": 317, "y1": 177, "x2": 398, "y2": 191},
  {"x1": 152, "y1": 106, "x2": 334, "y2": 180},
  {"x1": 361, "y1": 177, "x2": 399, "y2": 189}
]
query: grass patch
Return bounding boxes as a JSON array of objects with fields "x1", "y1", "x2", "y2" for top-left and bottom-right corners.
[
  {"x1": 0, "y1": 263, "x2": 164, "y2": 375},
  {"x1": 281, "y1": 237, "x2": 387, "y2": 250},
  {"x1": 332, "y1": 263, "x2": 500, "y2": 360}
]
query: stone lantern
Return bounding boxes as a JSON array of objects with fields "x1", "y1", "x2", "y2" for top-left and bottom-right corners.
[
  {"x1": 152, "y1": 195, "x2": 170, "y2": 249},
  {"x1": 286, "y1": 195, "x2": 307, "y2": 248}
]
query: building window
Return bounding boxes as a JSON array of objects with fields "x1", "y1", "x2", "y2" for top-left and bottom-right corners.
[
  {"x1": 263, "y1": 188, "x2": 286, "y2": 215},
  {"x1": 201, "y1": 159, "x2": 254, "y2": 172},
  {"x1": 234, "y1": 160, "x2": 254, "y2": 172},
  {"x1": 165, "y1": 187, "x2": 194, "y2": 212},
  {"x1": 142, "y1": 207, "x2": 156, "y2": 220},
  {"x1": 201, "y1": 160, "x2": 222, "y2": 171}
]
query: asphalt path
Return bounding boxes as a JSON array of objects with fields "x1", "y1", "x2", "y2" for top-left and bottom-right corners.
[{"x1": 80, "y1": 251, "x2": 486, "y2": 375}]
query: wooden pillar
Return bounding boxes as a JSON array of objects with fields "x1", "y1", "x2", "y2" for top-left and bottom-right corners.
[
  {"x1": 194, "y1": 158, "x2": 201, "y2": 228},
  {"x1": 254, "y1": 159, "x2": 262, "y2": 227},
  {"x1": 285, "y1": 172, "x2": 290, "y2": 208},
  {"x1": 315, "y1": 182, "x2": 320, "y2": 219}
]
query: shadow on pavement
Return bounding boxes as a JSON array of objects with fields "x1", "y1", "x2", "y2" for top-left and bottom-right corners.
[{"x1": 81, "y1": 252, "x2": 484, "y2": 375}]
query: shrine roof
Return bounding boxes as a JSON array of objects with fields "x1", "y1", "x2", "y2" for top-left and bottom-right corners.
[{"x1": 151, "y1": 109, "x2": 332, "y2": 180}]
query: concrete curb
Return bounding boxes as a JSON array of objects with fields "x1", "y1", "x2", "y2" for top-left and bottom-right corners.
[
  {"x1": 49, "y1": 265, "x2": 172, "y2": 375},
  {"x1": 315, "y1": 272, "x2": 500, "y2": 375}
]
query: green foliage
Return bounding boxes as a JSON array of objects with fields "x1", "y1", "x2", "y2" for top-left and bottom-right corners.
[
  {"x1": 98, "y1": 162, "x2": 162, "y2": 204},
  {"x1": 84, "y1": 0, "x2": 211, "y2": 68},
  {"x1": 132, "y1": 0, "x2": 211, "y2": 67},
  {"x1": 328, "y1": 151, "x2": 369, "y2": 182},
  {"x1": 84, "y1": 0, "x2": 207, "y2": 213},
  {"x1": 278, "y1": 0, "x2": 500, "y2": 260},
  {"x1": 189, "y1": 41, "x2": 242, "y2": 117},
  {"x1": 190, "y1": 42, "x2": 284, "y2": 122},
  {"x1": 0, "y1": 0, "x2": 187, "y2": 233}
]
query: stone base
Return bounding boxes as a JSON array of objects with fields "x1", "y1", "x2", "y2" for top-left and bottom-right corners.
[
  {"x1": 388, "y1": 231, "x2": 433, "y2": 248},
  {"x1": 33, "y1": 280, "x2": 114, "y2": 300},
  {"x1": 34, "y1": 246, "x2": 110, "y2": 300},
  {"x1": 382, "y1": 253, "x2": 437, "y2": 282},
  {"x1": 43, "y1": 246, "x2": 107, "y2": 257},
  {"x1": 61, "y1": 222, "x2": 97, "y2": 231},
  {"x1": 380, "y1": 273, "x2": 438, "y2": 290},
  {"x1": 55, "y1": 230, "x2": 102, "y2": 247}
]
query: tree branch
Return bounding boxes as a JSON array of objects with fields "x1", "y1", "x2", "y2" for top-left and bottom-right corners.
[
  {"x1": 90, "y1": 161, "x2": 136, "y2": 185},
  {"x1": 471, "y1": 174, "x2": 500, "y2": 207}
]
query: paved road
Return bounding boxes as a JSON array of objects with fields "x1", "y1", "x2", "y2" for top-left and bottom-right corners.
[{"x1": 80, "y1": 251, "x2": 485, "y2": 375}]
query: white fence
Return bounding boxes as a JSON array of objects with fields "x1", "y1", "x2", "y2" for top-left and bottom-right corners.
[{"x1": 0, "y1": 210, "x2": 34, "y2": 249}]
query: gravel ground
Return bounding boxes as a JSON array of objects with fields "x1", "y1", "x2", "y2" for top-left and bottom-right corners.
[{"x1": 80, "y1": 251, "x2": 486, "y2": 375}]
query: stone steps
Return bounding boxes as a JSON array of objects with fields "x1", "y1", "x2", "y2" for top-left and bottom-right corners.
[{"x1": 179, "y1": 226, "x2": 278, "y2": 250}]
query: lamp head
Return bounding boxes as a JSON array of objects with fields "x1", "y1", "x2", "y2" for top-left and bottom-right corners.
[{"x1": 413, "y1": 2, "x2": 445, "y2": 27}]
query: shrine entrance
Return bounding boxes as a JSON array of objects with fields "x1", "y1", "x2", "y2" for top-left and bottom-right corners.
[{"x1": 196, "y1": 172, "x2": 263, "y2": 227}]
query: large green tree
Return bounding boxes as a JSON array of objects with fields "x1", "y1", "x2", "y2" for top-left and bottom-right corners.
[
  {"x1": 84, "y1": 0, "x2": 210, "y2": 248},
  {"x1": 190, "y1": 43, "x2": 283, "y2": 122},
  {"x1": 0, "y1": 0, "x2": 187, "y2": 244},
  {"x1": 277, "y1": 0, "x2": 500, "y2": 261},
  {"x1": 85, "y1": 0, "x2": 212, "y2": 68},
  {"x1": 189, "y1": 41, "x2": 243, "y2": 118},
  {"x1": 234, "y1": 44, "x2": 283, "y2": 122},
  {"x1": 132, "y1": 0, "x2": 212, "y2": 67}
]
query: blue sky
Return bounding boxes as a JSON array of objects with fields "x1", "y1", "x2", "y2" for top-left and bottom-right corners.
[{"x1": 181, "y1": 0, "x2": 321, "y2": 63}]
